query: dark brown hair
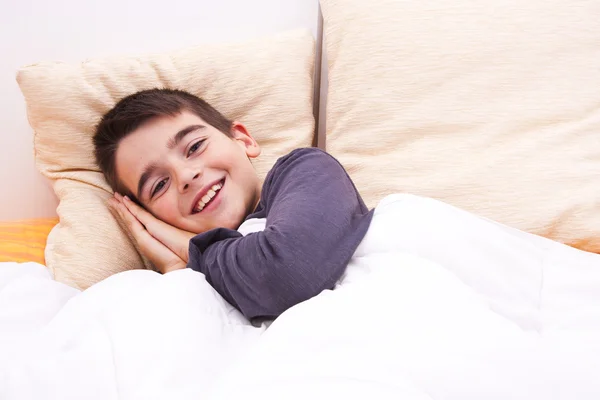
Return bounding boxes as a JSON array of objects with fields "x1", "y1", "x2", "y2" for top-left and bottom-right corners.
[{"x1": 93, "y1": 88, "x2": 232, "y2": 199}]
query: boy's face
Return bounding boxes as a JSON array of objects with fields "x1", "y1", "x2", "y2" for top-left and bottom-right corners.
[{"x1": 115, "y1": 111, "x2": 261, "y2": 233}]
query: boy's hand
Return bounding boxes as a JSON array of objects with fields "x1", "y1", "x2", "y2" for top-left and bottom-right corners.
[
  {"x1": 108, "y1": 195, "x2": 188, "y2": 274},
  {"x1": 112, "y1": 193, "x2": 196, "y2": 263}
]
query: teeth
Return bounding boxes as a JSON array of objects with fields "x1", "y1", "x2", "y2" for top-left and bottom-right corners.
[{"x1": 195, "y1": 182, "x2": 223, "y2": 212}]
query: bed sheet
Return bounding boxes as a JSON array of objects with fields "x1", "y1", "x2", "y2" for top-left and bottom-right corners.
[
  {"x1": 210, "y1": 194, "x2": 600, "y2": 399},
  {"x1": 1, "y1": 194, "x2": 599, "y2": 399}
]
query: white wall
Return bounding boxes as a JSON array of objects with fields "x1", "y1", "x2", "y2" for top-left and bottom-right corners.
[{"x1": 0, "y1": 0, "x2": 320, "y2": 220}]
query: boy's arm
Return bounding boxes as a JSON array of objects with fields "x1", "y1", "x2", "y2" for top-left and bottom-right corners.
[{"x1": 188, "y1": 148, "x2": 373, "y2": 320}]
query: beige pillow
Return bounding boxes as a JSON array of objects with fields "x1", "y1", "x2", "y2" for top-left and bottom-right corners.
[
  {"x1": 17, "y1": 30, "x2": 316, "y2": 289},
  {"x1": 320, "y1": 0, "x2": 600, "y2": 253}
]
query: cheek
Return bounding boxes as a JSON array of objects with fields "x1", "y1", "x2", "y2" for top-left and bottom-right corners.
[{"x1": 151, "y1": 195, "x2": 181, "y2": 224}]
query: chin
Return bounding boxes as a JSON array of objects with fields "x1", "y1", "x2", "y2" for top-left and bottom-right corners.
[{"x1": 224, "y1": 214, "x2": 246, "y2": 230}]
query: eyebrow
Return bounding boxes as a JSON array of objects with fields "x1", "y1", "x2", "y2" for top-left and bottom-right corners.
[
  {"x1": 166, "y1": 124, "x2": 205, "y2": 150},
  {"x1": 136, "y1": 124, "x2": 205, "y2": 199}
]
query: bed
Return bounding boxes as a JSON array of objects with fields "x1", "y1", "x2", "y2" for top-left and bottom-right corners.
[{"x1": 2, "y1": 0, "x2": 600, "y2": 398}]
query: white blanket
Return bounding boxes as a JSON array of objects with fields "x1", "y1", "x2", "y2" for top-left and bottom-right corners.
[{"x1": 1, "y1": 194, "x2": 600, "y2": 399}]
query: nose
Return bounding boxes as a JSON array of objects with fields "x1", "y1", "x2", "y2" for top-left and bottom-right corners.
[{"x1": 176, "y1": 167, "x2": 202, "y2": 193}]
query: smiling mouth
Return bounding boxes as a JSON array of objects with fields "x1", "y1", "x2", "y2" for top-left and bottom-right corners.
[{"x1": 192, "y1": 180, "x2": 224, "y2": 214}]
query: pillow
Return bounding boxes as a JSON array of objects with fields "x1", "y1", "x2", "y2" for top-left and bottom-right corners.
[
  {"x1": 17, "y1": 30, "x2": 316, "y2": 289},
  {"x1": 0, "y1": 219, "x2": 58, "y2": 264},
  {"x1": 320, "y1": 0, "x2": 600, "y2": 253}
]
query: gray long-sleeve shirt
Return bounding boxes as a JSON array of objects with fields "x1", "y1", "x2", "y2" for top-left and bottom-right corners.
[{"x1": 187, "y1": 148, "x2": 374, "y2": 320}]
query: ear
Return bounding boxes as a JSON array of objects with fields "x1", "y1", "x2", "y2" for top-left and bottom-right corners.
[{"x1": 230, "y1": 121, "x2": 261, "y2": 159}]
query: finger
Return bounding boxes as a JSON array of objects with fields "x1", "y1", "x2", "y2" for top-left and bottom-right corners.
[
  {"x1": 136, "y1": 232, "x2": 179, "y2": 270},
  {"x1": 116, "y1": 201, "x2": 148, "y2": 240},
  {"x1": 110, "y1": 196, "x2": 185, "y2": 272},
  {"x1": 106, "y1": 198, "x2": 122, "y2": 220},
  {"x1": 116, "y1": 202, "x2": 168, "y2": 261},
  {"x1": 108, "y1": 198, "x2": 127, "y2": 221},
  {"x1": 122, "y1": 196, "x2": 194, "y2": 261},
  {"x1": 117, "y1": 210, "x2": 185, "y2": 273},
  {"x1": 121, "y1": 195, "x2": 154, "y2": 227},
  {"x1": 106, "y1": 197, "x2": 117, "y2": 210},
  {"x1": 134, "y1": 228, "x2": 185, "y2": 273},
  {"x1": 120, "y1": 195, "x2": 170, "y2": 242},
  {"x1": 114, "y1": 192, "x2": 125, "y2": 206},
  {"x1": 116, "y1": 197, "x2": 152, "y2": 234}
]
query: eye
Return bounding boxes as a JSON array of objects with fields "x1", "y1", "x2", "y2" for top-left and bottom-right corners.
[
  {"x1": 151, "y1": 178, "x2": 168, "y2": 198},
  {"x1": 187, "y1": 140, "x2": 205, "y2": 157}
]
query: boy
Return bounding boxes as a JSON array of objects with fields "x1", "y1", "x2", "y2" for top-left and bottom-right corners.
[{"x1": 94, "y1": 88, "x2": 374, "y2": 321}]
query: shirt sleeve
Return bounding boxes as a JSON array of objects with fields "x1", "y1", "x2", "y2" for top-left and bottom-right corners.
[{"x1": 187, "y1": 148, "x2": 373, "y2": 320}]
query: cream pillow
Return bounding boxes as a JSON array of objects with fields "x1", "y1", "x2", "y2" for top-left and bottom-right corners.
[
  {"x1": 17, "y1": 30, "x2": 316, "y2": 289},
  {"x1": 320, "y1": 0, "x2": 600, "y2": 253}
]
